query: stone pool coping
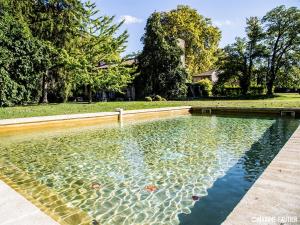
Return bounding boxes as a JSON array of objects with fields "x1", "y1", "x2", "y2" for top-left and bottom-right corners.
[
  {"x1": 0, "y1": 180, "x2": 59, "y2": 225},
  {"x1": 0, "y1": 106, "x2": 192, "y2": 126},
  {"x1": 0, "y1": 106, "x2": 299, "y2": 127},
  {"x1": 222, "y1": 124, "x2": 300, "y2": 225},
  {"x1": 192, "y1": 106, "x2": 300, "y2": 117}
]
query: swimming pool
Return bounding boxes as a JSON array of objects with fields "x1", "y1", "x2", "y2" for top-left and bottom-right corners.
[{"x1": 0, "y1": 115, "x2": 298, "y2": 225}]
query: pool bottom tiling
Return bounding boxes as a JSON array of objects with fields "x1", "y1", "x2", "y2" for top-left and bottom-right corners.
[{"x1": 0, "y1": 115, "x2": 299, "y2": 225}]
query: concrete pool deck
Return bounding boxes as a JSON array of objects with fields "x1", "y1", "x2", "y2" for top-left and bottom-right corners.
[
  {"x1": 0, "y1": 180, "x2": 59, "y2": 225},
  {"x1": 222, "y1": 125, "x2": 300, "y2": 225}
]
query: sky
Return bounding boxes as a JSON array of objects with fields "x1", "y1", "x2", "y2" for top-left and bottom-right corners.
[{"x1": 95, "y1": 0, "x2": 300, "y2": 55}]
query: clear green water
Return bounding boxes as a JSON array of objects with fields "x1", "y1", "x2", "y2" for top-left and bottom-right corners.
[{"x1": 0, "y1": 115, "x2": 298, "y2": 225}]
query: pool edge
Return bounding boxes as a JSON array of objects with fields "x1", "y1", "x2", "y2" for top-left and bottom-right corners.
[
  {"x1": 222, "y1": 124, "x2": 300, "y2": 225},
  {"x1": 0, "y1": 180, "x2": 60, "y2": 225}
]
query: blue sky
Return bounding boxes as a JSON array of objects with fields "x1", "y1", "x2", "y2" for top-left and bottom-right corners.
[{"x1": 95, "y1": 0, "x2": 300, "y2": 55}]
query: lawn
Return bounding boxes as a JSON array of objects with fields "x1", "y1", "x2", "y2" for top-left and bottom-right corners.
[{"x1": 0, "y1": 93, "x2": 299, "y2": 119}]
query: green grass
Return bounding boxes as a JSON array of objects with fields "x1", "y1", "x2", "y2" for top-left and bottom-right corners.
[{"x1": 0, "y1": 93, "x2": 299, "y2": 119}]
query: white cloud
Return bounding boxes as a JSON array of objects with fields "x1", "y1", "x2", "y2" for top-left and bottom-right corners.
[
  {"x1": 120, "y1": 15, "x2": 143, "y2": 25},
  {"x1": 213, "y1": 20, "x2": 233, "y2": 27}
]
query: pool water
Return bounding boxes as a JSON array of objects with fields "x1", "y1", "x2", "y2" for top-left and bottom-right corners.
[{"x1": 0, "y1": 115, "x2": 298, "y2": 225}]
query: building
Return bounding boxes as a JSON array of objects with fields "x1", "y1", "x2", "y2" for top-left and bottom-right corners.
[{"x1": 192, "y1": 70, "x2": 219, "y2": 83}]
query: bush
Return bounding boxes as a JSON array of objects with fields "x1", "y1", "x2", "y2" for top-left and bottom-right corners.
[
  {"x1": 197, "y1": 79, "x2": 213, "y2": 97},
  {"x1": 249, "y1": 86, "x2": 266, "y2": 95},
  {"x1": 153, "y1": 95, "x2": 163, "y2": 101},
  {"x1": 212, "y1": 84, "x2": 266, "y2": 96},
  {"x1": 145, "y1": 96, "x2": 152, "y2": 102}
]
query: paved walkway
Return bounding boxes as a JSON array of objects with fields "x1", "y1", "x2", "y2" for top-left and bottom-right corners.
[
  {"x1": 0, "y1": 180, "x2": 58, "y2": 225},
  {"x1": 222, "y1": 125, "x2": 300, "y2": 225}
]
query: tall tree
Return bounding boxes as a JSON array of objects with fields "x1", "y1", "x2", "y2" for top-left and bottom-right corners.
[
  {"x1": 218, "y1": 17, "x2": 264, "y2": 95},
  {"x1": 136, "y1": 12, "x2": 188, "y2": 99},
  {"x1": 276, "y1": 51, "x2": 300, "y2": 89},
  {"x1": 0, "y1": 10, "x2": 52, "y2": 106},
  {"x1": 262, "y1": 5, "x2": 300, "y2": 95},
  {"x1": 167, "y1": 5, "x2": 221, "y2": 78},
  {"x1": 30, "y1": 0, "x2": 85, "y2": 103},
  {"x1": 76, "y1": 1, "x2": 133, "y2": 103}
]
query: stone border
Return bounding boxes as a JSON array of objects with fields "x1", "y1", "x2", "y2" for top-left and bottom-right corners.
[
  {"x1": 0, "y1": 112, "x2": 119, "y2": 126},
  {"x1": 0, "y1": 106, "x2": 192, "y2": 136},
  {"x1": 0, "y1": 180, "x2": 59, "y2": 225},
  {"x1": 222, "y1": 125, "x2": 300, "y2": 225},
  {"x1": 192, "y1": 106, "x2": 300, "y2": 117},
  {"x1": 0, "y1": 106, "x2": 299, "y2": 128},
  {"x1": 0, "y1": 106, "x2": 192, "y2": 126}
]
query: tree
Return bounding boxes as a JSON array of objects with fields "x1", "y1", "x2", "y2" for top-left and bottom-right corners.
[
  {"x1": 167, "y1": 5, "x2": 221, "y2": 78},
  {"x1": 218, "y1": 17, "x2": 264, "y2": 95},
  {"x1": 262, "y1": 5, "x2": 300, "y2": 95},
  {"x1": 75, "y1": 1, "x2": 133, "y2": 103},
  {"x1": 28, "y1": 0, "x2": 86, "y2": 103},
  {"x1": 0, "y1": 11, "x2": 52, "y2": 106},
  {"x1": 136, "y1": 12, "x2": 188, "y2": 99},
  {"x1": 276, "y1": 51, "x2": 300, "y2": 89}
]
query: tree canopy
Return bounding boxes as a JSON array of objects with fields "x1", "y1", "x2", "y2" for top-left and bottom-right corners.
[
  {"x1": 218, "y1": 17, "x2": 265, "y2": 95},
  {"x1": 262, "y1": 5, "x2": 300, "y2": 95},
  {"x1": 136, "y1": 5, "x2": 220, "y2": 99},
  {"x1": 136, "y1": 12, "x2": 188, "y2": 99},
  {"x1": 217, "y1": 5, "x2": 300, "y2": 95},
  {"x1": 167, "y1": 5, "x2": 221, "y2": 77},
  {"x1": 0, "y1": 0, "x2": 132, "y2": 106},
  {"x1": 75, "y1": 1, "x2": 133, "y2": 102}
]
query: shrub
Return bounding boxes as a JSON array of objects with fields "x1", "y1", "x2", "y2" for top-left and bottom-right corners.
[
  {"x1": 249, "y1": 86, "x2": 266, "y2": 95},
  {"x1": 197, "y1": 79, "x2": 213, "y2": 97},
  {"x1": 212, "y1": 84, "x2": 266, "y2": 96},
  {"x1": 153, "y1": 95, "x2": 163, "y2": 101},
  {"x1": 145, "y1": 96, "x2": 152, "y2": 102}
]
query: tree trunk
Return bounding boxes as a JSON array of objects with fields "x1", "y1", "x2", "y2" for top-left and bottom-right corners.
[
  {"x1": 267, "y1": 67, "x2": 276, "y2": 96},
  {"x1": 41, "y1": 71, "x2": 49, "y2": 104},
  {"x1": 62, "y1": 81, "x2": 71, "y2": 103},
  {"x1": 240, "y1": 74, "x2": 251, "y2": 96},
  {"x1": 88, "y1": 85, "x2": 92, "y2": 103},
  {"x1": 267, "y1": 75, "x2": 275, "y2": 96}
]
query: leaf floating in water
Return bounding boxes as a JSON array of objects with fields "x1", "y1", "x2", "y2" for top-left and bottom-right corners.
[
  {"x1": 192, "y1": 195, "x2": 200, "y2": 201},
  {"x1": 91, "y1": 182, "x2": 101, "y2": 190},
  {"x1": 145, "y1": 185, "x2": 158, "y2": 192}
]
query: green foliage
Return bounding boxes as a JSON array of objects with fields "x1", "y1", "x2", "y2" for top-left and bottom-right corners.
[
  {"x1": 75, "y1": 1, "x2": 133, "y2": 102},
  {"x1": 153, "y1": 95, "x2": 163, "y2": 101},
  {"x1": 145, "y1": 96, "x2": 152, "y2": 102},
  {"x1": 218, "y1": 6, "x2": 300, "y2": 96},
  {"x1": 167, "y1": 5, "x2": 221, "y2": 78},
  {"x1": 217, "y1": 17, "x2": 264, "y2": 95},
  {"x1": 136, "y1": 12, "x2": 188, "y2": 100},
  {"x1": 213, "y1": 85, "x2": 266, "y2": 97},
  {"x1": 197, "y1": 79, "x2": 213, "y2": 97},
  {"x1": 262, "y1": 5, "x2": 300, "y2": 95},
  {"x1": 0, "y1": 11, "x2": 54, "y2": 106},
  {"x1": 0, "y1": 0, "x2": 132, "y2": 105}
]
